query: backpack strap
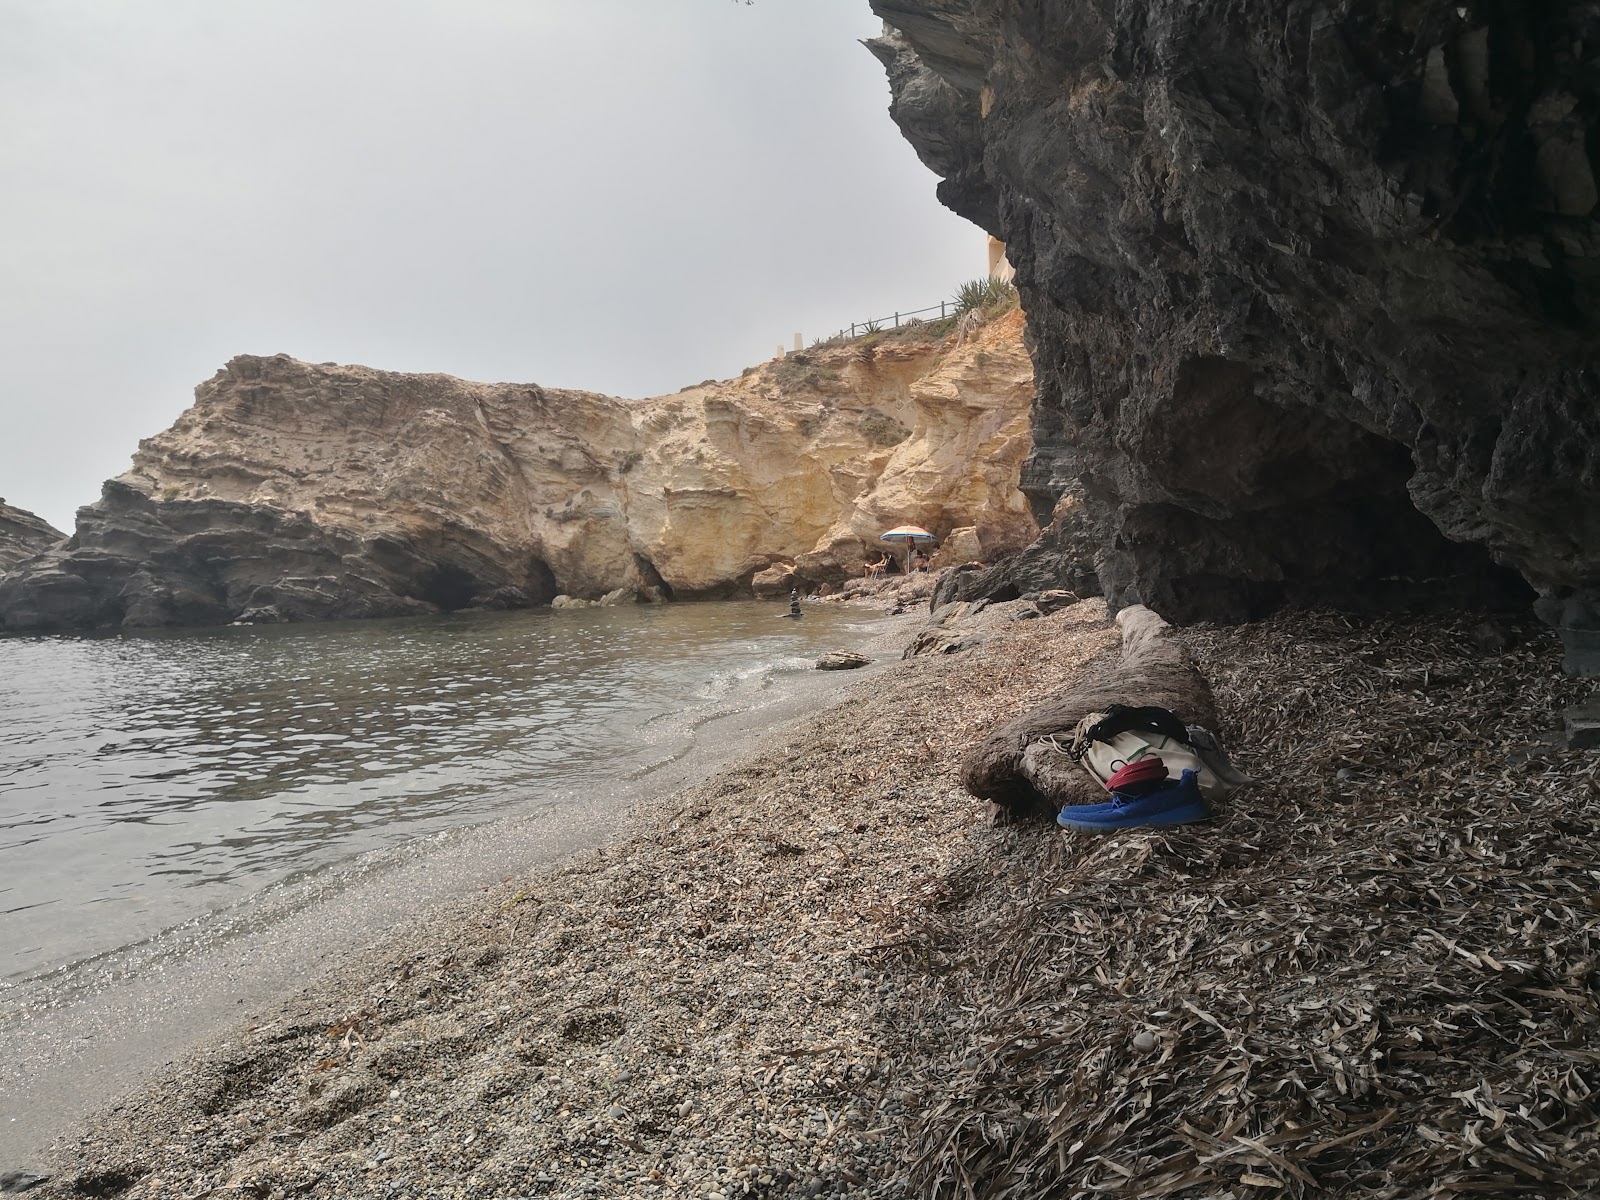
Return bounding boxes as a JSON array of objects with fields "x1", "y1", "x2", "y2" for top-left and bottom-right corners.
[{"x1": 1082, "y1": 704, "x2": 1192, "y2": 748}]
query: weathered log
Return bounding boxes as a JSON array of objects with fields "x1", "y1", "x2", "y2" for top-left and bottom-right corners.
[{"x1": 960, "y1": 606, "x2": 1216, "y2": 820}]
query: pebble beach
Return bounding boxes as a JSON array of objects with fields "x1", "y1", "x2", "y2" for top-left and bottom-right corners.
[{"x1": 19, "y1": 591, "x2": 1600, "y2": 1199}]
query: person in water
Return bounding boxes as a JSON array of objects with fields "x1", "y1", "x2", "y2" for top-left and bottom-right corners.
[{"x1": 787, "y1": 588, "x2": 803, "y2": 618}]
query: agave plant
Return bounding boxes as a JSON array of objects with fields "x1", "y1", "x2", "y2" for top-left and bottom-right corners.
[{"x1": 951, "y1": 276, "x2": 1018, "y2": 316}]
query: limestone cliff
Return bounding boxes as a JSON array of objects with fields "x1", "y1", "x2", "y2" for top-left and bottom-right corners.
[
  {"x1": 869, "y1": 2, "x2": 1600, "y2": 671},
  {"x1": 0, "y1": 500, "x2": 63, "y2": 571},
  {"x1": 0, "y1": 313, "x2": 1035, "y2": 632}
]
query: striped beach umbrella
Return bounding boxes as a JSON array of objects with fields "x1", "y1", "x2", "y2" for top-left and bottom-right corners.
[
  {"x1": 878, "y1": 525, "x2": 938, "y2": 543},
  {"x1": 880, "y1": 525, "x2": 937, "y2": 573}
]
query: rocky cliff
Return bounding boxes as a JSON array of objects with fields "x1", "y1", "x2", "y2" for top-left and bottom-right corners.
[
  {"x1": 0, "y1": 500, "x2": 63, "y2": 571},
  {"x1": 868, "y1": 1, "x2": 1600, "y2": 671},
  {"x1": 0, "y1": 312, "x2": 1035, "y2": 632}
]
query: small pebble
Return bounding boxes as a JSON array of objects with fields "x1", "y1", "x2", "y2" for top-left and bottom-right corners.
[
  {"x1": 608, "y1": 1105, "x2": 625, "y2": 1120},
  {"x1": 1132, "y1": 1030, "x2": 1158, "y2": 1052}
]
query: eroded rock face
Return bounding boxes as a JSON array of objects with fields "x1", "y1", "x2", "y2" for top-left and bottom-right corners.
[
  {"x1": 869, "y1": 2, "x2": 1600, "y2": 668},
  {"x1": 0, "y1": 315, "x2": 1036, "y2": 632},
  {"x1": 0, "y1": 500, "x2": 63, "y2": 571}
]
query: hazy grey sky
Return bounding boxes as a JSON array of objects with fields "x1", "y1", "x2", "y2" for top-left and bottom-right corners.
[{"x1": 1, "y1": 0, "x2": 979, "y2": 531}]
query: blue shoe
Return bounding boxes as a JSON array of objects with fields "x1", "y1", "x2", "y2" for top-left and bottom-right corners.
[{"x1": 1057, "y1": 769, "x2": 1211, "y2": 832}]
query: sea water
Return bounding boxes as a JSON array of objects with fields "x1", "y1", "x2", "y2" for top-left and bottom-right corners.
[{"x1": 0, "y1": 600, "x2": 886, "y2": 998}]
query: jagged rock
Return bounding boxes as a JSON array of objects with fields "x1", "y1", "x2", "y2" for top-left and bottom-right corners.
[
  {"x1": 930, "y1": 562, "x2": 1018, "y2": 609},
  {"x1": 0, "y1": 483, "x2": 452, "y2": 633},
  {"x1": 1033, "y1": 590, "x2": 1079, "y2": 616},
  {"x1": 903, "y1": 626, "x2": 984, "y2": 658},
  {"x1": 904, "y1": 594, "x2": 1051, "y2": 657},
  {"x1": 929, "y1": 493, "x2": 1101, "y2": 610},
  {"x1": 0, "y1": 499, "x2": 63, "y2": 570},
  {"x1": 752, "y1": 563, "x2": 798, "y2": 599},
  {"x1": 816, "y1": 650, "x2": 872, "y2": 670},
  {"x1": 961, "y1": 607, "x2": 1217, "y2": 821},
  {"x1": 928, "y1": 525, "x2": 983, "y2": 569},
  {"x1": 0, "y1": 323, "x2": 1037, "y2": 632},
  {"x1": 870, "y1": 2, "x2": 1599, "y2": 666},
  {"x1": 0, "y1": 1169, "x2": 49, "y2": 1194}
]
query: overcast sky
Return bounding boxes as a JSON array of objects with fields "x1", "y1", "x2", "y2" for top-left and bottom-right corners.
[{"x1": 0, "y1": 0, "x2": 980, "y2": 532}]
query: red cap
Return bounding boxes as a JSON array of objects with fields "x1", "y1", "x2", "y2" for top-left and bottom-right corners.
[{"x1": 1106, "y1": 756, "x2": 1168, "y2": 791}]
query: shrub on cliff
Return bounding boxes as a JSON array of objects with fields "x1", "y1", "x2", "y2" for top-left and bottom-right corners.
[
  {"x1": 952, "y1": 276, "x2": 1018, "y2": 317},
  {"x1": 860, "y1": 408, "x2": 910, "y2": 447}
]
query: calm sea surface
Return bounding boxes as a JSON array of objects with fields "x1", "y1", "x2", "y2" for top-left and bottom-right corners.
[{"x1": 0, "y1": 600, "x2": 884, "y2": 991}]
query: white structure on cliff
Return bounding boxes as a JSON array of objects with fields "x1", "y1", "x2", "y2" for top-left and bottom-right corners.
[{"x1": 987, "y1": 235, "x2": 1015, "y2": 283}]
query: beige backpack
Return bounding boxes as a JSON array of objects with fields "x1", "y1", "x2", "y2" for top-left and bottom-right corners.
[{"x1": 1070, "y1": 710, "x2": 1245, "y2": 800}]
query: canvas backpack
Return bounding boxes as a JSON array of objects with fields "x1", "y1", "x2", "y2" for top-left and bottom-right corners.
[{"x1": 1070, "y1": 705, "x2": 1228, "y2": 800}]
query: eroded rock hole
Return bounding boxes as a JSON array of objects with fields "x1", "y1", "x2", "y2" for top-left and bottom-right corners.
[
  {"x1": 633, "y1": 554, "x2": 674, "y2": 601},
  {"x1": 417, "y1": 563, "x2": 480, "y2": 611}
]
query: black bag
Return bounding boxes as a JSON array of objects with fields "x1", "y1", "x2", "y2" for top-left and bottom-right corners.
[{"x1": 1079, "y1": 704, "x2": 1191, "y2": 751}]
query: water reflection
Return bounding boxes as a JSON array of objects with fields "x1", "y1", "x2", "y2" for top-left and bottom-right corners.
[{"x1": 0, "y1": 601, "x2": 877, "y2": 981}]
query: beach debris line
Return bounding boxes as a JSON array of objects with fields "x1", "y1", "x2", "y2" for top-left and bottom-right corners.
[{"x1": 901, "y1": 607, "x2": 1599, "y2": 1197}]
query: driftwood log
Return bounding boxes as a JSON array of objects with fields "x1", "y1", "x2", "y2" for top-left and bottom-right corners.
[{"x1": 961, "y1": 605, "x2": 1217, "y2": 821}]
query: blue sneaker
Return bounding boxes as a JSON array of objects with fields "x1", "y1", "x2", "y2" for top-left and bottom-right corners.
[{"x1": 1057, "y1": 769, "x2": 1211, "y2": 832}]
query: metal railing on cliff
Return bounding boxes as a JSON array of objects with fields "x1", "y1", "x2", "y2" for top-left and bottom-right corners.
[{"x1": 821, "y1": 300, "x2": 956, "y2": 344}]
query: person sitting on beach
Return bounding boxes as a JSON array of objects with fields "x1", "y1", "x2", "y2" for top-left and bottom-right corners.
[
  {"x1": 864, "y1": 554, "x2": 888, "y2": 579},
  {"x1": 912, "y1": 551, "x2": 930, "y2": 573}
]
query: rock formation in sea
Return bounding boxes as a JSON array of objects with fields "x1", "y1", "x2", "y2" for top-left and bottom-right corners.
[
  {"x1": 867, "y1": 2, "x2": 1600, "y2": 671},
  {"x1": 0, "y1": 312, "x2": 1035, "y2": 632},
  {"x1": 0, "y1": 499, "x2": 64, "y2": 571}
]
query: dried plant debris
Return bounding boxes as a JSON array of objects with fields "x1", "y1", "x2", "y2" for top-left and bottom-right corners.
[
  {"x1": 897, "y1": 610, "x2": 1599, "y2": 1199},
  {"x1": 34, "y1": 605, "x2": 1599, "y2": 1200},
  {"x1": 36, "y1": 605, "x2": 1118, "y2": 1200}
]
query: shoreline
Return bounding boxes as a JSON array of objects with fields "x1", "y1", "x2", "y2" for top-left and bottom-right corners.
[
  {"x1": 0, "y1": 603, "x2": 926, "y2": 1171},
  {"x1": 18, "y1": 597, "x2": 1599, "y2": 1198}
]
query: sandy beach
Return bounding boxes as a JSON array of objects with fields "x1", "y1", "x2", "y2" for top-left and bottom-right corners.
[{"x1": 15, "y1": 592, "x2": 1599, "y2": 1199}]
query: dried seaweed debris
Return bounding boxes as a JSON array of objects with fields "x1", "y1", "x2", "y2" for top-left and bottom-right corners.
[{"x1": 895, "y1": 609, "x2": 1599, "y2": 1199}]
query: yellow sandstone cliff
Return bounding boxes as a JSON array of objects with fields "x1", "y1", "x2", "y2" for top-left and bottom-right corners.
[{"x1": 0, "y1": 311, "x2": 1035, "y2": 630}]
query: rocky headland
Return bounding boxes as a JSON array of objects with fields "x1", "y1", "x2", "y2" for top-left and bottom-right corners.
[
  {"x1": 0, "y1": 312, "x2": 1035, "y2": 633},
  {"x1": 868, "y1": 1, "x2": 1600, "y2": 671},
  {"x1": 0, "y1": 500, "x2": 63, "y2": 571}
]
